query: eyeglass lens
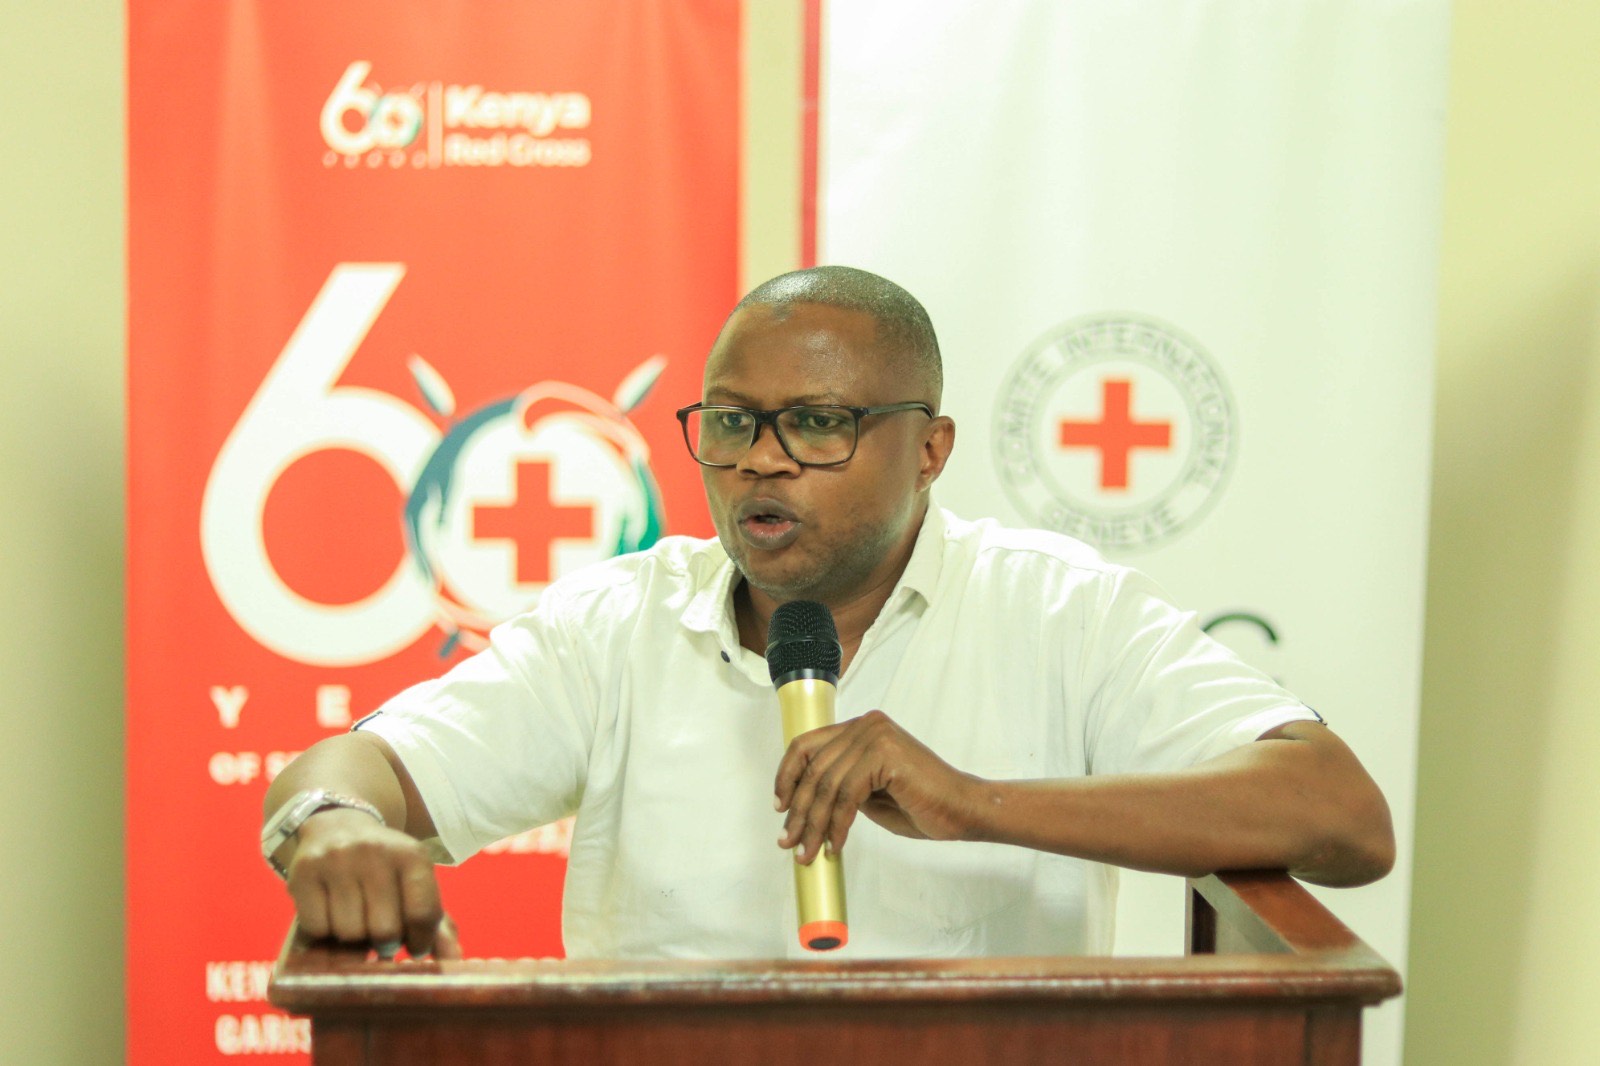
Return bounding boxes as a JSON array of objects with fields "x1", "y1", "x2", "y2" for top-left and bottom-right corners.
[{"x1": 685, "y1": 407, "x2": 857, "y2": 465}]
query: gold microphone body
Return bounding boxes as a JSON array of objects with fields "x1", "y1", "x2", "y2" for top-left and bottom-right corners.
[
  {"x1": 766, "y1": 600, "x2": 849, "y2": 952},
  {"x1": 776, "y1": 675, "x2": 848, "y2": 950}
]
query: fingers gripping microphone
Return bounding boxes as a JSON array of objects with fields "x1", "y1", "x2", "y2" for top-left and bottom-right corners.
[{"x1": 767, "y1": 601, "x2": 848, "y2": 951}]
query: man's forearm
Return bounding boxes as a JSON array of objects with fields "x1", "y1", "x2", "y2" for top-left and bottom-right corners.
[
  {"x1": 260, "y1": 732, "x2": 457, "y2": 957},
  {"x1": 962, "y1": 722, "x2": 1395, "y2": 887},
  {"x1": 262, "y1": 732, "x2": 435, "y2": 863}
]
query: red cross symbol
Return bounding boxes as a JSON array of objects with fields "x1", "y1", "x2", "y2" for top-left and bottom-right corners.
[
  {"x1": 1058, "y1": 379, "x2": 1173, "y2": 490},
  {"x1": 472, "y1": 460, "x2": 595, "y2": 584}
]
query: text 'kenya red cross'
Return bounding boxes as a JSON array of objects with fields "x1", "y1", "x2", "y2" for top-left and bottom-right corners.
[
  {"x1": 472, "y1": 460, "x2": 595, "y2": 584},
  {"x1": 1058, "y1": 379, "x2": 1173, "y2": 490}
]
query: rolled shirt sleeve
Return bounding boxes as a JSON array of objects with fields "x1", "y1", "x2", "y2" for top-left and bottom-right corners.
[
  {"x1": 1081, "y1": 567, "x2": 1320, "y2": 776},
  {"x1": 355, "y1": 590, "x2": 597, "y2": 864}
]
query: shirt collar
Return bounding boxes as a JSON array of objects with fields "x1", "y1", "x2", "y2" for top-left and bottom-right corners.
[
  {"x1": 893, "y1": 500, "x2": 947, "y2": 609},
  {"x1": 678, "y1": 500, "x2": 949, "y2": 646},
  {"x1": 679, "y1": 539, "x2": 742, "y2": 641}
]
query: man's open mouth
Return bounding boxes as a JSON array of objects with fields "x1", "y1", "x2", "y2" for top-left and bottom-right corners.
[{"x1": 736, "y1": 500, "x2": 801, "y2": 548}]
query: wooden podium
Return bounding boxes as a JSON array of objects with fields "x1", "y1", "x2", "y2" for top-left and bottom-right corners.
[{"x1": 270, "y1": 870, "x2": 1399, "y2": 1065}]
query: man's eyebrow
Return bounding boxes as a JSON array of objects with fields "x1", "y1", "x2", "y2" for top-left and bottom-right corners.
[{"x1": 705, "y1": 388, "x2": 850, "y2": 406}]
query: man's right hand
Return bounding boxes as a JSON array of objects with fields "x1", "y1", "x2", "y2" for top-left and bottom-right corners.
[{"x1": 282, "y1": 807, "x2": 462, "y2": 959}]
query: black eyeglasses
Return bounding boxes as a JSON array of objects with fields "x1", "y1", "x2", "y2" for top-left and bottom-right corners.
[{"x1": 675, "y1": 402, "x2": 934, "y2": 467}]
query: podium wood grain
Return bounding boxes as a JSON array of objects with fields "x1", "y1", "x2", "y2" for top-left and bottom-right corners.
[{"x1": 270, "y1": 870, "x2": 1399, "y2": 1065}]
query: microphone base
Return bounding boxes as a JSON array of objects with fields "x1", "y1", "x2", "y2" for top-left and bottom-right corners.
[{"x1": 799, "y1": 920, "x2": 849, "y2": 952}]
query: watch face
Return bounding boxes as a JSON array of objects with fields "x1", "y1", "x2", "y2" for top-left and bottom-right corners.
[
  {"x1": 262, "y1": 790, "x2": 382, "y2": 859},
  {"x1": 262, "y1": 790, "x2": 320, "y2": 847}
]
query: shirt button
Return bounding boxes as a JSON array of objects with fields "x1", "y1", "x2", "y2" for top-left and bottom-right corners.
[{"x1": 720, "y1": 650, "x2": 731, "y2": 662}]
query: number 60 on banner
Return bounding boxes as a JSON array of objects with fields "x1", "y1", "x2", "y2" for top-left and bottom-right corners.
[{"x1": 200, "y1": 264, "x2": 439, "y2": 667}]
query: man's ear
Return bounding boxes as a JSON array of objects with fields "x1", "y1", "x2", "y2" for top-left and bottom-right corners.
[{"x1": 915, "y1": 416, "x2": 956, "y2": 491}]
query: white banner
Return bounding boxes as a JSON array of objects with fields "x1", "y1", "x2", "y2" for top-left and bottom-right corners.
[{"x1": 818, "y1": 3, "x2": 1448, "y2": 1062}]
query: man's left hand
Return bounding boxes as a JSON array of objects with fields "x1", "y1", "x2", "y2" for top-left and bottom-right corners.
[{"x1": 774, "y1": 710, "x2": 979, "y2": 864}]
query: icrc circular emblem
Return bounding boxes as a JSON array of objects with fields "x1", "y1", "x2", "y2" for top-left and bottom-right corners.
[{"x1": 992, "y1": 314, "x2": 1236, "y2": 552}]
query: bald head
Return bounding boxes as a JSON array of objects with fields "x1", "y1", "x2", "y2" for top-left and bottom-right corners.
[{"x1": 728, "y1": 266, "x2": 943, "y2": 410}]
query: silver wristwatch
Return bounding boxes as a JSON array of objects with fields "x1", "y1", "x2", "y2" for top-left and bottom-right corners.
[{"x1": 260, "y1": 788, "x2": 385, "y2": 879}]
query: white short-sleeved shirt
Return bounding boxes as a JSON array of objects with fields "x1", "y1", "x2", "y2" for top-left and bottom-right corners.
[{"x1": 358, "y1": 506, "x2": 1317, "y2": 959}]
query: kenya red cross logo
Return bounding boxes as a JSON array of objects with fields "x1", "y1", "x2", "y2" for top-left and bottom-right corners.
[
  {"x1": 403, "y1": 372, "x2": 667, "y2": 657},
  {"x1": 1057, "y1": 379, "x2": 1173, "y2": 490},
  {"x1": 472, "y1": 460, "x2": 596, "y2": 584}
]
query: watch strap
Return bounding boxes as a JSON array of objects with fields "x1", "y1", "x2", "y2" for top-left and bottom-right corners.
[{"x1": 261, "y1": 789, "x2": 385, "y2": 879}]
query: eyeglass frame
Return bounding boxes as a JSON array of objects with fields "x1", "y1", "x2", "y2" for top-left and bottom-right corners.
[{"x1": 674, "y1": 401, "x2": 935, "y2": 468}]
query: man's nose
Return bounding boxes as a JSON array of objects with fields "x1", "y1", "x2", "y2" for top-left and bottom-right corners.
[{"x1": 737, "y1": 422, "x2": 801, "y2": 475}]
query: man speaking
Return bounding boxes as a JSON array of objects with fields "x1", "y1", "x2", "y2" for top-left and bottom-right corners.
[{"x1": 259, "y1": 266, "x2": 1394, "y2": 961}]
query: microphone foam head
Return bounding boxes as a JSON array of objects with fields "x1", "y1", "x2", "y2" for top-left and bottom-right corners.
[{"x1": 765, "y1": 600, "x2": 842, "y2": 683}]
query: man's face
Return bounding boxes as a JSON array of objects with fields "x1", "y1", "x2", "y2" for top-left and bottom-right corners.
[{"x1": 698, "y1": 302, "x2": 944, "y2": 607}]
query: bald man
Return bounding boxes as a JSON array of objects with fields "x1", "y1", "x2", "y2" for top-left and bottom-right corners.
[{"x1": 261, "y1": 266, "x2": 1392, "y2": 961}]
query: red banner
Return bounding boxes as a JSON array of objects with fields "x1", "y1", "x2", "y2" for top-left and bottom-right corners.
[{"x1": 127, "y1": 3, "x2": 739, "y2": 1059}]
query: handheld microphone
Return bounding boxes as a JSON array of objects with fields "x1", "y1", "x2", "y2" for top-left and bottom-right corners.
[{"x1": 767, "y1": 600, "x2": 849, "y2": 952}]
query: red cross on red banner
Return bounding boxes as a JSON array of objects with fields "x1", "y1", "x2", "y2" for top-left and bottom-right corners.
[
  {"x1": 472, "y1": 459, "x2": 596, "y2": 584},
  {"x1": 1058, "y1": 378, "x2": 1173, "y2": 490}
]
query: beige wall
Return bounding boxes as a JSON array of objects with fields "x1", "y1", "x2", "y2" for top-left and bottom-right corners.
[
  {"x1": 1406, "y1": 4, "x2": 1600, "y2": 1064},
  {"x1": 0, "y1": 1, "x2": 126, "y2": 1063},
  {"x1": 3, "y1": 2, "x2": 1596, "y2": 1061}
]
